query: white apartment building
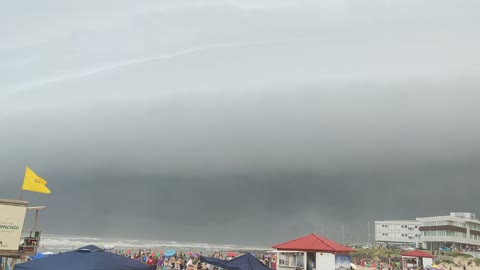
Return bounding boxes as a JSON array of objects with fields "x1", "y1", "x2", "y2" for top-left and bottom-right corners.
[
  {"x1": 417, "y1": 212, "x2": 480, "y2": 250},
  {"x1": 375, "y1": 220, "x2": 421, "y2": 246}
]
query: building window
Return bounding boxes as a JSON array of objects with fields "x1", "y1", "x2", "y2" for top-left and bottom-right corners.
[
  {"x1": 424, "y1": 231, "x2": 437, "y2": 236},
  {"x1": 278, "y1": 253, "x2": 304, "y2": 267}
]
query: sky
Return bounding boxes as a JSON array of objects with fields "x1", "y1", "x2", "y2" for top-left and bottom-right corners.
[{"x1": 1, "y1": 0, "x2": 480, "y2": 246}]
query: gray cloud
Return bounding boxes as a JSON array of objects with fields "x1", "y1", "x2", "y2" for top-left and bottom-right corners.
[{"x1": 1, "y1": 0, "x2": 480, "y2": 246}]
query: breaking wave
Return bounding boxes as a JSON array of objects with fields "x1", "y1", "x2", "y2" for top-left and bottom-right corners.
[{"x1": 37, "y1": 234, "x2": 269, "y2": 253}]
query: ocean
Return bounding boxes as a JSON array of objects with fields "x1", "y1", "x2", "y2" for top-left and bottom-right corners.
[{"x1": 36, "y1": 234, "x2": 270, "y2": 253}]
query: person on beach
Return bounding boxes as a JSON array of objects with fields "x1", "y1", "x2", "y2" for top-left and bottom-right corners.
[
  {"x1": 157, "y1": 256, "x2": 164, "y2": 270},
  {"x1": 147, "y1": 256, "x2": 154, "y2": 266},
  {"x1": 187, "y1": 260, "x2": 195, "y2": 270},
  {"x1": 170, "y1": 256, "x2": 176, "y2": 269}
]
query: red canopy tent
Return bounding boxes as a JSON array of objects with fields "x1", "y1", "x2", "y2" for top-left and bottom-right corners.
[
  {"x1": 401, "y1": 251, "x2": 434, "y2": 258},
  {"x1": 401, "y1": 250, "x2": 434, "y2": 270}
]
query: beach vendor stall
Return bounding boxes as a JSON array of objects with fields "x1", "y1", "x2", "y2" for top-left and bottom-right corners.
[
  {"x1": 272, "y1": 233, "x2": 354, "y2": 270},
  {"x1": 400, "y1": 250, "x2": 434, "y2": 270}
]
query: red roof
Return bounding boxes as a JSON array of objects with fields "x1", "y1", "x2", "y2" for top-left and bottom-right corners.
[
  {"x1": 272, "y1": 233, "x2": 355, "y2": 253},
  {"x1": 401, "y1": 250, "x2": 434, "y2": 258}
]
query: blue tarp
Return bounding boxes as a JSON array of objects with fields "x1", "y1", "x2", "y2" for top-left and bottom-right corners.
[
  {"x1": 15, "y1": 245, "x2": 154, "y2": 270},
  {"x1": 200, "y1": 253, "x2": 272, "y2": 270}
]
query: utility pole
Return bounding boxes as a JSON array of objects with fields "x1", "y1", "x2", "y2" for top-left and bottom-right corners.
[
  {"x1": 341, "y1": 225, "x2": 345, "y2": 244},
  {"x1": 367, "y1": 221, "x2": 370, "y2": 244}
]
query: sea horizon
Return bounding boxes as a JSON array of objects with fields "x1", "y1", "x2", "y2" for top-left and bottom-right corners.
[{"x1": 32, "y1": 233, "x2": 271, "y2": 253}]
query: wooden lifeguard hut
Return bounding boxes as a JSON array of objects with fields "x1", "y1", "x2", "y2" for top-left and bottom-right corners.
[
  {"x1": 0, "y1": 199, "x2": 45, "y2": 269},
  {"x1": 0, "y1": 166, "x2": 51, "y2": 269}
]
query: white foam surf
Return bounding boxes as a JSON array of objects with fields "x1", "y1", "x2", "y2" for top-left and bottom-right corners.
[{"x1": 37, "y1": 234, "x2": 269, "y2": 253}]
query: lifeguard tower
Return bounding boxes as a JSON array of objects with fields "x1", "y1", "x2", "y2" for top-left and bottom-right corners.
[{"x1": 0, "y1": 199, "x2": 45, "y2": 269}]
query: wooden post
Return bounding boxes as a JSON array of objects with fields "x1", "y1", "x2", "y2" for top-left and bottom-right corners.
[
  {"x1": 11, "y1": 258, "x2": 16, "y2": 270},
  {"x1": 33, "y1": 209, "x2": 39, "y2": 233}
]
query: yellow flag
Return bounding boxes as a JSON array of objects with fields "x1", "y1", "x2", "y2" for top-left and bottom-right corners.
[{"x1": 21, "y1": 166, "x2": 51, "y2": 194}]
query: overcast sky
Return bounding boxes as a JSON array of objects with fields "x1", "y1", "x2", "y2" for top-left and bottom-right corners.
[{"x1": 1, "y1": 0, "x2": 480, "y2": 246}]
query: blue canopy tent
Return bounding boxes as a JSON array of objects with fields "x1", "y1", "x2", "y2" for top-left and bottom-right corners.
[
  {"x1": 15, "y1": 245, "x2": 154, "y2": 270},
  {"x1": 200, "y1": 253, "x2": 272, "y2": 270}
]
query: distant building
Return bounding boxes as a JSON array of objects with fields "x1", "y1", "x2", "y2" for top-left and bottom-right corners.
[
  {"x1": 375, "y1": 220, "x2": 421, "y2": 247},
  {"x1": 417, "y1": 212, "x2": 480, "y2": 250}
]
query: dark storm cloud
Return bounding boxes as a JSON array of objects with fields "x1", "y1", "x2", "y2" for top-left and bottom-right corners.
[{"x1": 1, "y1": 0, "x2": 480, "y2": 246}]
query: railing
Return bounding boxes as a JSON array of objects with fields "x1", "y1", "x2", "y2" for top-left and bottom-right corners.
[{"x1": 18, "y1": 231, "x2": 41, "y2": 255}]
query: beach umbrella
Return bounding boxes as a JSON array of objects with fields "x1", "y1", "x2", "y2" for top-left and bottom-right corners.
[
  {"x1": 164, "y1": 249, "x2": 176, "y2": 258},
  {"x1": 226, "y1": 252, "x2": 237, "y2": 257},
  {"x1": 30, "y1": 253, "x2": 46, "y2": 260}
]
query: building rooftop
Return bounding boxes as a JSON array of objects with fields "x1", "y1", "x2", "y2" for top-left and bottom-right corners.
[
  {"x1": 272, "y1": 233, "x2": 355, "y2": 253},
  {"x1": 376, "y1": 220, "x2": 419, "y2": 223}
]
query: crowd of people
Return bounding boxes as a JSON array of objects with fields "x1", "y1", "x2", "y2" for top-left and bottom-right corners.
[{"x1": 114, "y1": 250, "x2": 277, "y2": 270}]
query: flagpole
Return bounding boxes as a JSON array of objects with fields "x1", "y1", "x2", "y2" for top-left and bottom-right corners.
[{"x1": 19, "y1": 190, "x2": 23, "y2": 200}]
